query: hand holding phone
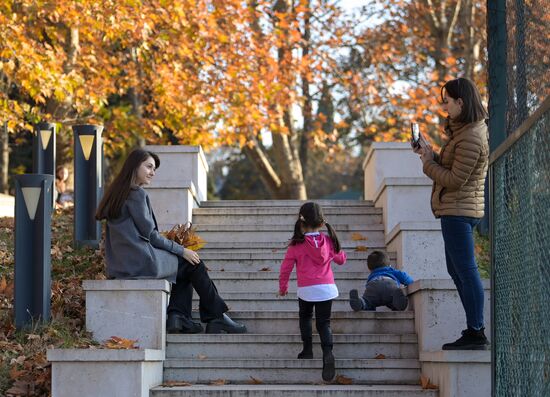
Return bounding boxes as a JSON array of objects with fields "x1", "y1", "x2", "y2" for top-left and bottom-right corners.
[{"x1": 411, "y1": 123, "x2": 420, "y2": 147}]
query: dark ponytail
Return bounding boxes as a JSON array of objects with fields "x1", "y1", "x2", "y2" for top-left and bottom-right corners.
[
  {"x1": 325, "y1": 222, "x2": 341, "y2": 253},
  {"x1": 289, "y1": 202, "x2": 342, "y2": 252}
]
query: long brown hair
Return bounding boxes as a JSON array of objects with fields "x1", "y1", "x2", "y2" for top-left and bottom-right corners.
[
  {"x1": 441, "y1": 77, "x2": 488, "y2": 124},
  {"x1": 96, "y1": 149, "x2": 160, "y2": 221},
  {"x1": 289, "y1": 202, "x2": 341, "y2": 252}
]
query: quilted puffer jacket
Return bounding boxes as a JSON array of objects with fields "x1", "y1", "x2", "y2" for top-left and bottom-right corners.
[{"x1": 423, "y1": 119, "x2": 489, "y2": 218}]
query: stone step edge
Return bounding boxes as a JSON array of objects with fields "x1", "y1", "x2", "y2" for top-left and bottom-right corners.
[
  {"x1": 189, "y1": 311, "x2": 414, "y2": 319},
  {"x1": 151, "y1": 385, "x2": 433, "y2": 392},
  {"x1": 166, "y1": 333, "x2": 418, "y2": 343},
  {"x1": 164, "y1": 358, "x2": 421, "y2": 369}
]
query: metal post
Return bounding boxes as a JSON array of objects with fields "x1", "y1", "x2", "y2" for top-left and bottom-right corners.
[
  {"x1": 487, "y1": 0, "x2": 508, "y2": 395},
  {"x1": 73, "y1": 124, "x2": 103, "y2": 248},
  {"x1": 14, "y1": 174, "x2": 54, "y2": 329}
]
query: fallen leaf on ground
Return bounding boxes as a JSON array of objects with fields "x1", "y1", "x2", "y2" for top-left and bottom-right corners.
[
  {"x1": 374, "y1": 353, "x2": 386, "y2": 359},
  {"x1": 197, "y1": 354, "x2": 207, "y2": 360},
  {"x1": 335, "y1": 374, "x2": 353, "y2": 384},
  {"x1": 248, "y1": 376, "x2": 263, "y2": 384},
  {"x1": 162, "y1": 381, "x2": 192, "y2": 387},
  {"x1": 351, "y1": 233, "x2": 368, "y2": 241},
  {"x1": 6, "y1": 380, "x2": 35, "y2": 395},
  {"x1": 259, "y1": 267, "x2": 271, "y2": 271},
  {"x1": 354, "y1": 245, "x2": 368, "y2": 252},
  {"x1": 103, "y1": 336, "x2": 139, "y2": 349},
  {"x1": 210, "y1": 379, "x2": 228, "y2": 385},
  {"x1": 420, "y1": 374, "x2": 438, "y2": 389}
]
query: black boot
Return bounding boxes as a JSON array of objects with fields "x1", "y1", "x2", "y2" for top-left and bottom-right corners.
[
  {"x1": 297, "y1": 338, "x2": 313, "y2": 359},
  {"x1": 321, "y1": 347, "x2": 335, "y2": 382},
  {"x1": 166, "y1": 313, "x2": 203, "y2": 334},
  {"x1": 205, "y1": 313, "x2": 247, "y2": 334},
  {"x1": 442, "y1": 327, "x2": 489, "y2": 350}
]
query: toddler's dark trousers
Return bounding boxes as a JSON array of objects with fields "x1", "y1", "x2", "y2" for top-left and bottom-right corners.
[
  {"x1": 298, "y1": 298, "x2": 333, "y2": 352},
  {"x1": 167, "y1": 258, "x2": 228, "y2": 323},
  {"x1": 363, "y1": 277, "x2": 407, "y2": 310}
]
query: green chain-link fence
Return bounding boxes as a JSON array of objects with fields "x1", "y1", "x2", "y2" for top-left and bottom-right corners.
[
  {"x1": 491, "y1": 98, "x2": 550, "y2": 397},
  {"x1": 490, "y1": 0, "x2": 550, "y2": 394}
]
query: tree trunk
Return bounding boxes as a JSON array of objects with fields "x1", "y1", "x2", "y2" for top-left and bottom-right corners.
[
  {"x1": 0, "y1": 122, "x2": 9, "y2": 194},
  {"x1": 46, "y1": 25, "x2": 79, "y2": 119},
  {"x1": 239, "y1": 0, "x2": 307, "y2": 199},
  {"x1": 299, "y1": 0, "x2": 312, "y2": 177}
]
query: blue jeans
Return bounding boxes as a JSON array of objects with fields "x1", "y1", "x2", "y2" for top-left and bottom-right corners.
[{"x1": 441, "y1": 216, "x2": 484, "y2": 330}]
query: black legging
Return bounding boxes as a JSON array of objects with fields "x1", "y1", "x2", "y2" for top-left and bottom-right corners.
[
  {"x1": 167, "y1": 258, "x2": 228, "y2": 323},
  {"x1": 298, "y1": 298, "x2": 333, "y2": 351}
]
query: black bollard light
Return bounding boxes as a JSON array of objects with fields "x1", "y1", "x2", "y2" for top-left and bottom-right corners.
[
  {"x1": 73, "y1": 124, "x2": 103, "y2": 248},
  {"x1": 32, "y1": 122, "x2": 56, "y2": 175},
  {"x1": 14, "y1": 174, "x2": 54, "y2": 330}
]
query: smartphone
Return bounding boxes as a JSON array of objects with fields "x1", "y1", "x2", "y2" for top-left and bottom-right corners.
[{"x1": 411, "y1": 123, "x2": 420, "y2": 145}]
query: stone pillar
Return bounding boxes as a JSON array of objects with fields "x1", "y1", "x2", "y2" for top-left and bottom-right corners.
[
  {"x1": 83, "y1": 280, "x2": 170, "y2": 350},
  {"x1": 144, "y1": 145, "x2": 208, "y2": 231}
]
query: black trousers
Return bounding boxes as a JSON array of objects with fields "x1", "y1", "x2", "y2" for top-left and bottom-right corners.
[
  {"x1": 167, "y1": 258, "x2": 228, "y2": 323},
  {"x1": 298, "y1": 298, "x2": 333, "y2": 351}
]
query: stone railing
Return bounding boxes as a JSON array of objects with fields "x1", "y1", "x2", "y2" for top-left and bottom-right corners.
[{"x1": 363, "y1": 142, "x2": 491, "y2": 397}]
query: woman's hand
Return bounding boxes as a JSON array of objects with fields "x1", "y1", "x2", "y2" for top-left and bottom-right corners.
[
  {"x1": 277, "y1": 290, "x2": 288, "y2": 297},
  {"x1": 420, "y1": 145, "x2": 434, "y2": 163},
  {"x1": 183, "y1": 248, "x2": 201, "y2": 265}
]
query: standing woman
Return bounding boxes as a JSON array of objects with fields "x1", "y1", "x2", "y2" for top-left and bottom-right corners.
[
  {"x1": 96, "y1": 149, "x2": 246, "y2": 334},
  {"x1": 414, "y1": 77, "x2": 490, "y2": 350}
]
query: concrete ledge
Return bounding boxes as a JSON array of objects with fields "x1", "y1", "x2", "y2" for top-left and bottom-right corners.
[
  {"x1": 385, "y1": 221, "x2": 447, "y2": 280},
  {"x1": 373, "y1": 177, "x2": 433, "y2": 205},
  {"x1": 386, "y1": 221, "x2": 441, "y2": 245},
  {"x1": 146, "y1": 183, "x2": 199, "y2": 229},
  {"x1": 84, "y1": 279, "x2": 170, "y2": 350},
  {"x1": 83, "y1": 279, "x2": 171, "y2": 292},
  {"x1": 408, "y1": 279, "x2": 491, "y2": 352},
  {"x1": 47, "y1": 348, "x2": 165, "y2": 362},
  {"x1": 48, "y1": 348, "x2": 164, "y2": 397},
  {"x1": 420, "y1": 350, "x2": 491, "y2": 397}
]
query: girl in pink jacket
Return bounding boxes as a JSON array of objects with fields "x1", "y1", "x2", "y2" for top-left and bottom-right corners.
[{"x1": 278, "y1": 202, "x2": 347, "y2": 382}]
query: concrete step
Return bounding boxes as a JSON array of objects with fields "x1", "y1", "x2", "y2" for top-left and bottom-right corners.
[
  {"x1": 151, "y1": 384, "x2": 438, "y2": 397},
  {"x1": 150, "y1": 380, "x2": 439, "y2": 397},
  {"x1": 198, "y1": 250, "x2": 393, "y2": 261},
  {"x1": 195, "y1": 224, "x2": 384, "y2": 244},
  {"x1": 163, "y1": 358, "x2": 422, "y2": 384},
  {"x1": 205, "y1": 271, "x2": 369, "y2": 293},
  {"x1": 199, "y1": 200, "x2": 375, "y2": 208},
  {"x1": 197, "y1": 242, "x2": 385, "y2": 253},
  {"x1": 192, "y1": 207, "x2": 382, "y2": 227},
  {"x1": 166, "y1": 334, "x2": 418, "y2": 359},
  {"x1": 189, "y1": 311, "x2": 415, "y2": 334},
  {"x1": 192, "y1": 292, "x2": 369, "y2": 311},
  {"x1": 202, "y1": 259, "x2": 372, "y2": 273}
]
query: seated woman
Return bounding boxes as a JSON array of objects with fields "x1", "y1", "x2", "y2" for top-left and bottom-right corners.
[{"x1": 95, "y1": 148, "x2": 246, "y2": 334}]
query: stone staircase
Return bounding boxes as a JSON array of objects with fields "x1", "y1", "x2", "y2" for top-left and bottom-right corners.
[{"x1": 151, "y1": 200, "x2": 437, "y2": 396}]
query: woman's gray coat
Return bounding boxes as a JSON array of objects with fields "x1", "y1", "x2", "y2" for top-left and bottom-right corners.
[{"x1": 105, "y1": 186, "x2": 182, "y2": 283}]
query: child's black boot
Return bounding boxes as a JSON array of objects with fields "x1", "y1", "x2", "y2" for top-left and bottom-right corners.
[
  {"x1": 321, "y1": 346, "x2": 335, "y2": 382},
  {"x1": 442, "y1": 327, "x2": 489, "y2": 350},
  {"x1": 297, "y1": 338, "x2": 313, "y2": 359}
]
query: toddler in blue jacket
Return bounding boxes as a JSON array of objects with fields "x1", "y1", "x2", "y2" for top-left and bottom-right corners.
[{"x1": 349, "y1": 250, "x2": 413, "y2": 311}]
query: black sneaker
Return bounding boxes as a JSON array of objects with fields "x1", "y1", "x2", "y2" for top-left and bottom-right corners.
[
  {"x1": 442, "y1": 327, "x2": 489, "y2": 350},
  {"x1": 349, "y1": 289, "x2": 364, "y2": 311}
]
